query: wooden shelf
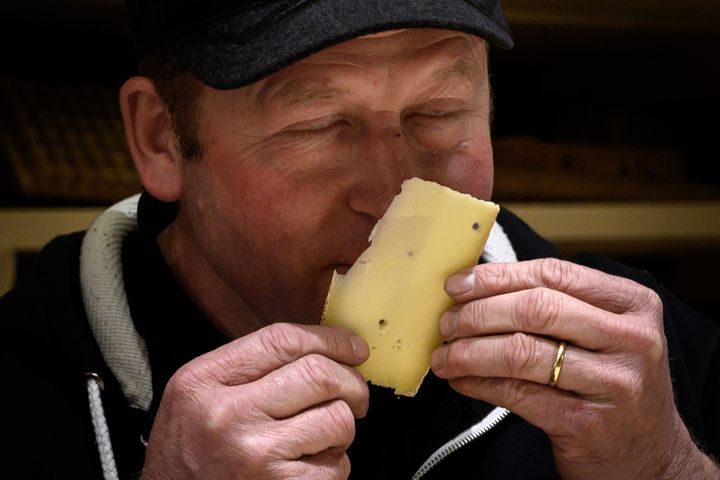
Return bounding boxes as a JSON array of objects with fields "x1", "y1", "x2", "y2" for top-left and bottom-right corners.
[
  {"x1": 0, "y1": 208, "x2": 103, "y2": 251},
  {"x1": 2, "y1": 202, "x2": 720, "y2": 295},
  {"x1": 506, "y1": 201, "x2": 720, "y2": 255},
  {"x1": 503, "y1": 0, "x2": 720, "y2": 34},
  {"x1": 0, "y1": 207, "x2": 102, "y2": 295}
]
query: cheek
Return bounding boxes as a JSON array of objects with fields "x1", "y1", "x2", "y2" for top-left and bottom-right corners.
[
  {"x1": 182, "y1": 152, "x2": 276, "y2": 259},
  {"x1": 430, "y1": 134, "x2": 494, "y2": 201},
  {"x1": 212, "y1": 171, "x2": 300, "y2": 250},
  {"x1": 194, "y1": 150, "x2": 337, "y2": 269}
]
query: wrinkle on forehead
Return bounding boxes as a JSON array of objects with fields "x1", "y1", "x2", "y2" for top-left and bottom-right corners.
[
  {"x1": 238, "y1": 75, "x2": 327, "y2": 114},
  {"x1": 229, "y1": 29, "x2": 488, "y2": 115},
  {"x1": 334, "y1": 28, "x2": 484, "y2": 59},
  {"x1": 297, "y1": 30, "x2": 488, "y2": 89}
]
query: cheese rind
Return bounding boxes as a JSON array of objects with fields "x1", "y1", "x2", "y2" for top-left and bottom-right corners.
[{"x1": 322, "y1": 178, "x2": 499, "y2": 396}]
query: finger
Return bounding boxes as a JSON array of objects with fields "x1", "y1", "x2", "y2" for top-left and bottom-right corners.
[
  {"x1": 431, "y1": 334, "x2": 601, "y2": 395},
  {"x1": 448, "y1": 376, "x2": 597, "y2": 438},
  {"x1": 445, "y1": 258, "x2": 655, "y2": 315},
  {"x1": 200, "y1": 323, "x2": 370, "y2": 386},
  {"x1": 281, "y1": 447, "x2": 351, "y2": 480},
  {"x1": 251, "y1": 353, "x2": 369, "y2": 419},
  {"x1": 276, "y1": 399, "x2": 357, "y2": 459},
  {"x1": 441, "y1": 287, "x2": 620, "y2": 351}
]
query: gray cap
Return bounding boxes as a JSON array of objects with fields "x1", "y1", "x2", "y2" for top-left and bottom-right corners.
[{"x1": 129, "y1": 0, "x2": 513, "y2": 89}]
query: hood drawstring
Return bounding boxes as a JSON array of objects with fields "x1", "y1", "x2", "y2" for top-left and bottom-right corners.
[{"x1": 86, "y1": 373, "x2": 120, "y2": 480}]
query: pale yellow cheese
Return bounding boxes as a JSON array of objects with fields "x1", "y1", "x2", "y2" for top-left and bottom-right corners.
[{"x1": 322, "y1": 178, "x2": 499, "y2": 396}]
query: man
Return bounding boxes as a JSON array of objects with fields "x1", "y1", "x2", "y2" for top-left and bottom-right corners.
[{"x1": 1, "y1": 1, "x2": 718, "y2": 478}]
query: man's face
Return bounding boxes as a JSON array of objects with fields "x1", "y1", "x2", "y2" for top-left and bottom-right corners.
[{"x1": 173, "y1": 28, "x2": 494, "y2": 333}]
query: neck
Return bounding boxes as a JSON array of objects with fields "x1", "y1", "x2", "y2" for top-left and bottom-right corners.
[{"x1": 156, "y1": 221, "x2": 263, "y2": 340}]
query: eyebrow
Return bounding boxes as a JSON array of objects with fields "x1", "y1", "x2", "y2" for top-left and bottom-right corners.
[
  {"x1": 433, "y1": 57, "x2": 483, "y2": 83},
  {"x1": 282, "y1": 84, "x2": 340, "y2": 107},
  {"x1": 256, "y1": 77, "x2": 344, "y2": 109}
]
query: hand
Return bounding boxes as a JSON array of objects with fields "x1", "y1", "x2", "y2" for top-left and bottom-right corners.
[
  {"x1": 431, "y1": 258, "x2": 717, "y2": 479},
  {"x1": 140, "y1": 323, "x2": 370, "y2": 480}
]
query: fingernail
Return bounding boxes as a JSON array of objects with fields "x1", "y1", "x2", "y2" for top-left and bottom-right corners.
[
  {"x1": 431, "y1": 347, "x2": 447, "y2": 372},
  {"x1": 351, "y1": 335, "x2": 369, "y2": 359},
  {"x1": 445, "y1": 272, "x2": 475, "y2": 296},
  {"x1": 440, "y1": 311, "x2": 458, "y2": 338}
]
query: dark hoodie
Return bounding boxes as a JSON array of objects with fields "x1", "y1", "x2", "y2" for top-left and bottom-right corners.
[{"x1": 1, "y1": 198, "x2": 718, "y2": 479}]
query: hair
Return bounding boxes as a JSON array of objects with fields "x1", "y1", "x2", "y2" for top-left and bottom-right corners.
[{"x1": 138, "y1": 46, "x2": 204, "y2": 160}]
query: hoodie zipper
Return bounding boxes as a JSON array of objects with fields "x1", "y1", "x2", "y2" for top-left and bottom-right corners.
[{"x1": 412, "y1": 407, "x2": 510, "y2": 479}]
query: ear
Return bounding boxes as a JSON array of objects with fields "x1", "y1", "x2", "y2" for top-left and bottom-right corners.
[{"x1": 119, "y1": 76, "x2": 183, "y2": 202}]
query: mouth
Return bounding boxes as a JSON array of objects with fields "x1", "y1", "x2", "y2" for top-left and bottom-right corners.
[{"x1": 331, "y1": 264, "x2": 353, "y2": 275}]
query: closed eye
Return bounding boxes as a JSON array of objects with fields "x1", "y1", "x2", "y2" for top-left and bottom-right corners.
[
  {"x1": 282, "y1": 115, "x2": 350, "y2": 138},
  {"x1": 404, "y1": 109, "x2": 476, "y2": 152},
  {"x1": 413, "y1": 110, "x2": 466, "y2": 119}
]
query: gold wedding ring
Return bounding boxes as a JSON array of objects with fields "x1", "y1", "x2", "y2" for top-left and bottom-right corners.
[{"x1": 549, "y1": 341, "x2": 567, "y2": 388}]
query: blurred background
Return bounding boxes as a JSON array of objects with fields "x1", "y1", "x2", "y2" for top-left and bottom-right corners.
[{"x1": 1, "y1": 0, "x2": 719, "y2": 320}]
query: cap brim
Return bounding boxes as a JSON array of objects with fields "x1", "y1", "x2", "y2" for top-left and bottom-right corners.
[{"x1": 175, "y1": 0, "x2": 513, "y2": 89}]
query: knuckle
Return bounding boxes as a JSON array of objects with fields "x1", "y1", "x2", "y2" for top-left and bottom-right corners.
[
  {"x1": 336, "y1": 452, "x2": 351, "y2": 479},
  {"x1": 445, "y1": 340, "x2": 473, "y2": 372},
  {"x1": 620, "y1": 320, "x2": 666, "y2": 362},
  {"x1": 518, "y1": 287, "x2": 561, "y2": 332},
  {"x1": 259, "y1": 323, "x2": 306, "y2": 362},
  {"x1": 638, "y1": 288, "x2": 664, "y2": 316},
  {"x1": 596, "y1": 365, "x2": 641, "y2": 400},
  {"x1": 312, "y1": 450, "x2": 352, "y2": 480},
  {"x1": 299, "y1": 354, "x2": 342, "y2": 398},
  {"x1": 560, "y1": 401, "x2": 604, "y2": 437},
  {"x1": 596, "y1": 354, "x2": 661, "y2": 405},
  {"x1": 202, "y1": 395, "x2": 237, "y2": 435},
  {"x1": 612, "y1": 279, "x2": 642, "y2": 312},
  {"x1": 166, "y1": 363, "x2": 205, "y2": 399},
  {"x1": 624, "y1": 371, "x2": 648, "y2": 404},
  {"x1": 620, "y1": 280, "x2": 663, "y2": 316},
  {"x1": 207, "y1": 348, "x2": 249, "y2": 385},
  {"x1": 475, "y1": 262, "x2": 513, "y2": 291},
  {"x1": 459, "y1": 300, "x2": 485, "y2": 332},
  {"x1": 501, "y1": 333, "x2": 540, "y2": 377},
  {"x1": 647, "y1": 333, "x2": 667, "y2": 365},
  {"x1": 325, "y1": 400, "x2": 356, "y2": 445},
  {"x1": 639, "y1": 327, "x2": 666, "y2": 365},
  {"x1": 233, "y1": 434, "x2": 274, "y2": 472},
  {"x1": 536, "y1": 258, "x2": 576, "y2": 292}
]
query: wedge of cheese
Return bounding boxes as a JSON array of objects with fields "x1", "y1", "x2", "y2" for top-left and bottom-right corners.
[{"x1": 322, "y1": 177, "x2": 498, "y2": 396}]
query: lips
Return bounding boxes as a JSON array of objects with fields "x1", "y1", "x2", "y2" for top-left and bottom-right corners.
[
  {"x1": 325, "y1": 230, "x2": 372, "y2": 276},
  {"x1": 328, "y1": 246, "x2": 369, "y2": 276},
  {"x1": 331, "y1": 264, "x2": 352, "y2": 275}
]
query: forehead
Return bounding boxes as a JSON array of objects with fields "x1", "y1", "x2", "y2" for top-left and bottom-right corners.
[
  {"x1": 317, "y1": 28, "x2": 486, "y2": 59},
  {"x1": 246, "y1": 29, "x2": 488, "y2": 103}
]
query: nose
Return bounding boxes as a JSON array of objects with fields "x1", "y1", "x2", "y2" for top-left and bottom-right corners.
[{"x1": 347, "y1": 115, "x2": 418, "y2": 220}]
